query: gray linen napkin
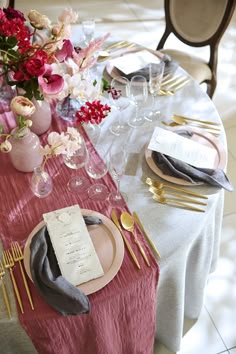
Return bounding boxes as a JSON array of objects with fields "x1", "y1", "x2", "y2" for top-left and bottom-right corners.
[
  {"x1": 30, "y1": 216, "x2": 102, "y2": 316},
  {"x1": 116, "y1": 54, "x2": 178, "y2": 81},
  {"x1": 152, "y1": 152, "x2": 234, "y2": 191}
]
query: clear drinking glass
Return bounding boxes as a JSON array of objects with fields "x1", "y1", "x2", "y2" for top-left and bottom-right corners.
[
  {"x1": 129, "y1": 75, "x2": 148, "y2": 127},
  {"x1": 85, "y1": 144, "x2": 109, "y2": 201},
  {"x1": 145, "y1": 61, "x2": 165, "y2": 121},
  {"x1": 108, "y1": 145, "x2": 127, "y2": 208},
  {"x1": 63, "y1": 136, "x2": 90, "y2": 193},
  {"x1": 81, "y1": 18, "x2": 95, "y2": 45},
  {"x1": 108, "y1": 77, "x2": 130, "y2": 136}
]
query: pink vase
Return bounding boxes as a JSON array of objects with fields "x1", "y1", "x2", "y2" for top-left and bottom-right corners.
[
  {"x1": 30, "y1": 99, "x2": 52, "y2": 135},
  {"x1": 9, "y1": 128, "x2": 43, "y2": 172}
]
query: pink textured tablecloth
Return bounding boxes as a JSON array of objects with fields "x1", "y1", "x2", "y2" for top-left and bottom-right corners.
[{"x1": 0, "y1": 103, "x2": 159, "y2": 354}]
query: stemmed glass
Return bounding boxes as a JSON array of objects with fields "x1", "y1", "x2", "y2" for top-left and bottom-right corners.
[
  {"x1": 63, "y1": 136, "x2": 90, "y2": 193},
  {"x1": 128, "y1": 75, "x2": 148, "y2": 127},
  {"x1": 85, "y1": 144, "x2": 109, "y2": 201},
  {"x1": 108, "y1": 77, "x2": 130, "y2": 136},
  {"x1": 81, "y1": 18, "x2": 95, "y2": 45},
  {"x1": 145, "y1": 61, "x2": 165, "y2": 121},
  {"x1": 108, "y1": 144, "x2": 127, "y2": 207}
]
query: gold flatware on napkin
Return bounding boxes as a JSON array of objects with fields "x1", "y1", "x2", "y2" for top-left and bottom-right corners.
[
  {"x1": 161, "y1": 74, "x2": 183, "y2": 86},
  {"x1": 161, "y1": 121, "x2": 221, "y2": 136},
  {"x1": 11, "y1": 242, "x2": 34, "y2": 310},
  {"x1": 111, "y1": 209, "x2": 141, "y2": 270},
  {"x1": 149, "y1": 186, "x2": 207, "y2": 206},
  {"x1": 120, "y1": 212, "x2": 150, "y2": 267},
  {"x1": 132, "y1": 211, "x2": 161, "y2": 259},
  {"x1": 3, "y1": 249, "x2": 24, "y2": 314},
  {"x1": 97, "y1": 42, "x2": 135, "y2": 62},
  {"x1": 152, "y1": 195, "x2": 205, "y2": 212},
  {"x1": 0, "y1": 259, "x2": 11, "y2": 319},
  {"x1": 146, "y1": 177, "x2": 208, "y2": 199},
  {"x1": 173, "y1": 114, "x2": 221, "y2": 126},
  {"x1": 172, "y1": 115, "x2": 221, "y2": 131}
]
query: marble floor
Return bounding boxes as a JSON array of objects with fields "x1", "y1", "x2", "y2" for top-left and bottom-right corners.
[{"x1": 16, "y1": 1, "x2": 236, "y2": 353}]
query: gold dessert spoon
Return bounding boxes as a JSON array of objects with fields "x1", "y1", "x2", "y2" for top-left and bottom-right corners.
[
  {"x1": 152, "y1": 195, "x2": 205, "y2": 212},
  {"x1": 172, "y1": 115, "x2": 221, "y2": 131},
  {"x1": 149, "y1": 186, "x2": 207, "y2": 206},
  {"x1": 120, "y1": 212, "x2": 150, "y2": 267}
]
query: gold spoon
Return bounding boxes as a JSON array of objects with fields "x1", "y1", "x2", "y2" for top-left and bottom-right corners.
[
  {"x1": 172, "y1": 115, "x2": 221, "y2": 131},
  {"x1": 152, "y1": 195, "x2": 205, "y2": 212},
  {"x1": 120, "y1": 211, "x2": 150, "y2": 267},
  {"x1": 149, "y1": 186, "x2": 207, "y2": 206},
  {"x1": 173, "y1": 114, "x2": 221, "y2": 126},
  {"x1": 145, "y1": 177, "x2": 208, "y2": 199}
]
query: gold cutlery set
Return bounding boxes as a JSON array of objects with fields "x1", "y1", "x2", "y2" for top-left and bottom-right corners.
[
  {"x1": 111, "y1": 209, "x2": 160, "y2": 270},
  {"x1": 1, "y1": 242, "x2": 34, "y2": 318},
  {"x1": 97, "y1": 40, "x2": 135, "y2": 62},
  {"x1": 146, "y1": 177, "x2": 208, "y2": 212},
  {"x1": 162, "y1": 114, "x2": 222, "y2": 135},
  {"x1": 160, "y1": 74, "x2": 191, "y2": 96}
]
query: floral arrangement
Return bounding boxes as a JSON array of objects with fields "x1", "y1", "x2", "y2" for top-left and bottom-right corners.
[
  {"x1": 0, "y1": 6, "x2": 112, "y2": 154},
  {"x1": 41, "y1": 127, "x2": 82, "y2": 169},
  {"x1": 0, "y1": 6, "x2": 110, "y2": 100},
  {"x1": 0, "y1": 96, "x2": 35, "y2": 152}
]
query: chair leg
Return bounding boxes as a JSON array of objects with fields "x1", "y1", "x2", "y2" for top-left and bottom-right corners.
[{"x1": 206, "y1": 77, "x2": 217, "y2": 99}]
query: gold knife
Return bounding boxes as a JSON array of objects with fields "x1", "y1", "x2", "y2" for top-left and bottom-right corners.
[
  {"x1": 132, "y1": 211, "x2": 161, "y2": 259},
  {"x1": 111, "y1": 210, "x2": 141, "y2": 270}
]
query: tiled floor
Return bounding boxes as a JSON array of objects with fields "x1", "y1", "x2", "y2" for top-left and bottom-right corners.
[{"x1": 17, "y1": 1, "x2": 236, "y2": 353}]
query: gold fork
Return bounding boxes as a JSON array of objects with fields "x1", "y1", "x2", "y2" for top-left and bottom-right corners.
[
  {"x1": 11, "y1": 242, "x2": 34, "y2": 310},
  {"x1": 3, "y1": 249, "x2": 24, "y2": 314},
  {"x1": 0, "y1": 259, "x2": 11, "y2": 319}
]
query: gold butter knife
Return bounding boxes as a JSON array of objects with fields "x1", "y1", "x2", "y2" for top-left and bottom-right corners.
[
  {"x1": 111, "y1": 209, "x2": 141, "y2": 270},
  {"x1": 132, "y1": 211, "x2": 161, "y2": 259},
  {"x1": 173, "y1": 114, "x2": 221, "y2": 126}
]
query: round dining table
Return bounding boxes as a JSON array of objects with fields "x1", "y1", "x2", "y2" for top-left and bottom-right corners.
[
  {"x1": 95, "y1": 50, "x2": 227, "y2": 352},
  {"x1": 0, "y1": 42, "x2": 227, "y2": 354}
]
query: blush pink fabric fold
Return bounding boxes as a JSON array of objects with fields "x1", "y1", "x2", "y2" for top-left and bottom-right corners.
[{"x1": 0, "y1": 102, "x2": 159, "y2": 354}]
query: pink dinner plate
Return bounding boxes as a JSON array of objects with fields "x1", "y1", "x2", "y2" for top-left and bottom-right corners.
[
  {"x1": 145, "y1": 126, "x2": 227, "y2": 186},
  {"x1": 23, "y1": 209, "x2": 124, "y2": 295},
  {"x1": 104, "y1": 47, "x2": 165, "y2": 84}
]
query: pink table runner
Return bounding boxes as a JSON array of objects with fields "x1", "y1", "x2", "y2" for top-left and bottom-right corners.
[{"x1": 0, "y1": 103, "x2": 159, "y2": 354}]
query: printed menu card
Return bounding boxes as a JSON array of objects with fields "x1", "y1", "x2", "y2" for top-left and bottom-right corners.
[
  {"x1": 148, "y1": 127, "x2": 217, "y2": 168},
  {"x1": 43, "y1": 205, "x2": 104, "y2": 286}
]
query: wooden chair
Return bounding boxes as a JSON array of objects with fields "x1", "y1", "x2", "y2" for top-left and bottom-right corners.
[{"x1": 156, "y1": 0, "x2": 236, "y2": 98}]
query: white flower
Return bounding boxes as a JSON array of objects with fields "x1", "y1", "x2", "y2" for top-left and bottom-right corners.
[
  {"x1": 0, "y1": 140, "x2": 12, "y2": 153},
  {"x1": 58, "y1": 8, "x2": 79, "y2": 24}
]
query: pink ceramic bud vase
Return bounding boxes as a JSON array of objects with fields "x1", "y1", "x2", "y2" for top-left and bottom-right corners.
[
  {"x1": 30, "y1": 99, "x2": 52, "y2": 135},
  {"x1": 9, "y1": 128, "x2": 43, "y2": 173}
]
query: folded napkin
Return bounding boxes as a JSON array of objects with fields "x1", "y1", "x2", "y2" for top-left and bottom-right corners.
[
  {"x1": 116, "y1": 54, "x2": 178, "y2": 81},
  {"x1": 152, "y1": 152, "x2": 234, "y2": 191},
  {"x1": 30, "y1": 216, "x2": 102, "y2": 316}
]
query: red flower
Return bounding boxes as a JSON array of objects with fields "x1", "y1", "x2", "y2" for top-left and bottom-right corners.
[
  {"x1": 107, "y1": 86, "x2": 122, "y2": 100},
  {"x1": 3, "y1": 8, "x2": 26, "y2": 21},
  {"x1": 25, "y1": 50, "x2": 48, "y2": 76},
  {"x1": 76, "y1": 100, "x2": 111, "y2": 125}
]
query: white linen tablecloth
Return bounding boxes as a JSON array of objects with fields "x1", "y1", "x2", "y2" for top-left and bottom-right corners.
[{"x1": 95, "y1": 63, "x2": 226, "y2": 351}]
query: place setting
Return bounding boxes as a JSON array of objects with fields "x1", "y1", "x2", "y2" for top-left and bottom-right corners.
[{"x1": 144, "y1": 125, "x2": 234, "y2": 211}]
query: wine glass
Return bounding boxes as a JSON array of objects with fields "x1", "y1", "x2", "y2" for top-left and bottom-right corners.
[
  {"x1": 85, "y1": 144, "x2": 109, "y2": 201},
  {"x1": 63, "y1": 136, "x2": 90, "y2": 193},
  {"x1": 145, "y1": 61, "x2": 165, "y2": 121},
  {"x1": 108, "y1": 77, "x2": 130, "y2": 136},
  {"x1": 108, "y1": 144, "x2": 127, "y2": 208},
  {"x1": 81, "y1": 18, "x2": 95, "y2": 45},
  {"x1": 128, "y1": 75, "x2": 148, "y2": 127}
]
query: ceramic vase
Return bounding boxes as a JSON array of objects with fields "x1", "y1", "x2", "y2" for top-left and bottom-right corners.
[
  {"x1": 30, "y1": 99, "x2": 52, "y2": 135},
  {"x1": 9, "y1": 128, "x2": 43, "y2": 172}
]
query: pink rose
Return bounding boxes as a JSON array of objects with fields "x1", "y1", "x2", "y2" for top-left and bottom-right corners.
[{"x1": 10, "y1": 96, "x2": 36, "y2": 117}]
